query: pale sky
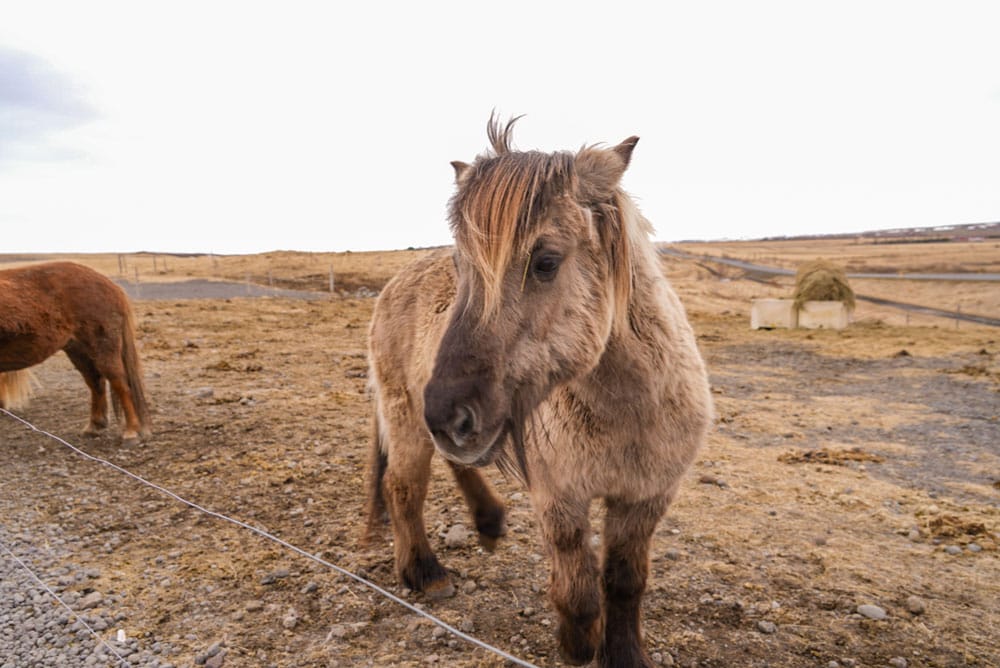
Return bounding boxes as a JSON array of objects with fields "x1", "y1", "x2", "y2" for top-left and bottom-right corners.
[{"x1": 2, "y1": 1, "x2": 999, "y2": 254}]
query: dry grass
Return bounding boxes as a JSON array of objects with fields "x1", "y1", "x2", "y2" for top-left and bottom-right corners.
[
  {"x1": 791, "y1": 259, "x2": 856, "y2": 311},
  {"x1": 673, "y1": 236, "x2": 1000, "y2": 274}
]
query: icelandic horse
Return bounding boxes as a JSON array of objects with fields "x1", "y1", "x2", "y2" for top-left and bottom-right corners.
[
  {"x1": 365, "y1": 116, "x2": 713, "y2": 666},
  {"x1": 0, "y1": 262, "x2": 151, "y2": 445}
]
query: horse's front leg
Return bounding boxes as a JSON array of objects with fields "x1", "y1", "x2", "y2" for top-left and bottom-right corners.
[
  {"x1": 597, "y1": 495, "x2": 670, "y2": 668},
  {"x1": 535, "y1": 495, "x2": 602, "y2": 665},
  {"x1": 447, "y1": 462, "x2": 507, "y2": 550},
  {"x1": 382, "y1": 423, "x2": 455, "y2": 599}
]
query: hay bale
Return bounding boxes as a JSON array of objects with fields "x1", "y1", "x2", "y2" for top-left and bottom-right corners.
[{"x1": 792, "y1": 259, "x2": 855, "y2": 312}]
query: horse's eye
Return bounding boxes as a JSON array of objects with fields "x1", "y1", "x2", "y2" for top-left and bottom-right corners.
[{"x1": 531, "y1": 254, "x2": 560, "y2": 282}]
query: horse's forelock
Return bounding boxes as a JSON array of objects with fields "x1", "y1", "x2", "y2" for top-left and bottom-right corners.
[
  {"x1": 486, "y1": 114, "x2": 520, "y2": 156},
  {"x1": 449, "y1": 150, "x2": 575, "y2": 320}
]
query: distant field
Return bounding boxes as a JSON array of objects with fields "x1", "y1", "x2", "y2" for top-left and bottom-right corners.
[
  {"x1": 673, "y1": 237, "x2": 1000, "y2": 275},
  {"x1": 3, "y1": 235, "x2": 998, "y2": 326}
]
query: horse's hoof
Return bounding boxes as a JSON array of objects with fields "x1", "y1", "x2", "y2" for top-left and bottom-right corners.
[
  {"x1": 121, "y1": 433, "x2": 141, "y2": 447},
  {"x1": 478, "y1": 532, "x2": 502, "y2": 552},
  {"x1": 423, "y1": 577, "x2": 456, "y2": 600},
  {"x1": 557, "y1": 618, "x2": 600, "y2": 666}
]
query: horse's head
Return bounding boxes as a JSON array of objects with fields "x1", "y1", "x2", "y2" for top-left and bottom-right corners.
[{"x1": 424, "y1": 116, "x2": 639, "y2": 475}]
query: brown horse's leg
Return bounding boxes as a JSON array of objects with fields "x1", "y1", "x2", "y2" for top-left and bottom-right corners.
[
  {"x1": 87, "y1": 346, "x2": 143, "y2": 444},
  {"x1": 107, "y1": 373, "x2": 143, "y2": 444},
  {"x1": 447, "y1": 462, "x2": 507, "y2": 550},
  {"x1": 64, "y1": 350, "x2": 109, "y2": 436},
  {"x1": 383, "y1": 419, "x2": 454, "y2": 599},
  {"x1": 597, "y1": 495, "x2": 669, "y2": 668},
  {"x1": 535, "y1": 495, "x2": 602, "y2": 665}
]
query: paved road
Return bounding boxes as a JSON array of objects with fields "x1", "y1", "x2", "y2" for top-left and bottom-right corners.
[{"x1": 113, "y1": 278, "x2": 328, "y2": 301}]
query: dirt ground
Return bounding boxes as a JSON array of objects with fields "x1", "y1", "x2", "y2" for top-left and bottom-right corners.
[{"x1": 1, "y1": 246, "x2": 998, "y2": 667}]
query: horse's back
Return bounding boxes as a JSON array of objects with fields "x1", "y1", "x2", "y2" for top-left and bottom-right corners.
[
  {"x1": 368, "y1": 249, "x2": 456, "y2": 421},
  {"x1": 0, "y1": 262, "x2": 131, "y2": 370}
]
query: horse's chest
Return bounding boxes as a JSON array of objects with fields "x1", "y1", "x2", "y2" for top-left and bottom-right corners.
[{"x1": 534, "y1": 396, "x2": 675, "y2": 499}]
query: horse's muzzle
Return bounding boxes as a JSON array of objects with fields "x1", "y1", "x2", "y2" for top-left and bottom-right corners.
[{"x1": 425, "y1": 393, "x2": 505, "y2": 465}]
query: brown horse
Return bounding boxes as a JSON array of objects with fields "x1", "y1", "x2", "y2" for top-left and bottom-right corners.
[
  {"x1": 365, "y1": 117, "x2": 713, "y2": 666},
  {"x1": 0, "y1": 261, "x2": 151, "y2": 445}
]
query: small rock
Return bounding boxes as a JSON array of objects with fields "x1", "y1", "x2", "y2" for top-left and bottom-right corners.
[
  {"x1": 664, "y1": 548, "x2": 681, "y2": 561},
  {"x1": 461, "y1": 580, "x2": 477, "y2": 594},
  {"x1": 282, "y1": 609, "x2": 299, "y2": 630},
  {"x1": 967, "y1": 543, "x2": 982, "y2": 553},
  {"x1": 756, "y1": 620, "x2": 777, "y2": 634},
  {"x1": 301, "y1": 581, "x2": 319, "y2": 594},
  {"x1": 888, "y1": 658, "x2": 908, "y2": 668},
  {"x1": 326, "y1": 621, "x2": 369, "y2": 641},
  {"x1": 905, "y1": 596, "x2": 926, "y2": 615},
  {"x1": 654, "y1": 651, "x2": 675, "y2": 666},
  {"x1": 944, "y1": 545, "x2": 962, "y2": 555},
  {"x1": 245, "y1": 600, "x2": 264, "y2": 612},
  {"x1": 444, "y1": 524, "x2": 471, "y2": 548},
  {"x1": 206, "y1": 651, "x2": 227, "y2": 668},
  {"x1": 78, "y1": 591, "x2": 103, "y2": 610},
  {"x1": 314, "y1": 444, "x2": 332, "y2": 456},
  {"x1": 857, "y1": 604, "x2": 887, "y2": 620},
  {"x1": 327, "y1": 623, "x2": 349, "y2": 640},
  {"x1": 698, "y1": 474, "x2": 727, "y2": 488}
]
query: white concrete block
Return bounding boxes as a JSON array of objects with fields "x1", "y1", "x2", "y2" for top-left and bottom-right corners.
[
  {"x1": 797, "y1": 301, "x2": 849, "y2": 329},
  {"x1": 750, "y1": 299, "x2": 797, "y2": 329}
]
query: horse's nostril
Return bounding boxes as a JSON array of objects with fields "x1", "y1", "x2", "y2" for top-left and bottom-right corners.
[{"x1": 452, "y1": 404, "x2": 476, "y2": 439}]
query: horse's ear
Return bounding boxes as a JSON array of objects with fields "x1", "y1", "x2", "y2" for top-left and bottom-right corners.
[
  {"x1": 575, "y1": 136, "x2": 639, "y2": 203},
  {"x1": 614, "y1": 136, "x2": 640, "y2": 169},
  {"x1": 451, "y1": 160, "x2": 471, "y2": 183}
]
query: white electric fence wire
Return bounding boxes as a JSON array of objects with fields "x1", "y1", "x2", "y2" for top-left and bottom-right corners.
[
  {"x1": 0, "y1": 408, "x2": 537, "y2": 668},
  {"x1": 0, "y1": 537, "x2": 132, "y2": 667}
]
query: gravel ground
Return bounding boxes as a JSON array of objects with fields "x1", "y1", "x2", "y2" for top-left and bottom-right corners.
[{"x1": 0, "y1": 519, "x2": 184, "y2": 667}]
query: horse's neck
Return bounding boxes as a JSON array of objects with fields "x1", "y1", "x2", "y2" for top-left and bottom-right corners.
[{"x1": 573, "y1": 240, "x2": 675, "y2": 415}]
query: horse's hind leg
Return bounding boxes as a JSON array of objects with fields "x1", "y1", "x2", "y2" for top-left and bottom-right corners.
[
  {"x1": 597, "y1": 494, "x2": 670, "y2": 668},
  {"x1": 64, "y1": 350, "x2": 109, "y2": 436},
  {"x1": 447, "y1": 462, "x2": 507, "y2": 550},
  {"x1": 382, "y1": 412, "x2": 455, "y2": 599},
  {"x1": 87, "y1": 348, "x2": 144, "y2": 445}
]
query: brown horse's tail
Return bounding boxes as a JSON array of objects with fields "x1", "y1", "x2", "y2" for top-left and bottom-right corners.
[
  {"x1": 0, "y1": 369, "x2": 37, "y2": 411},
  {"x1": 362, "y1": 408, "x2": 389, "y2": 544},
  {"x1": 119, "y1": 304, "x2": 152, "y2": 437}
]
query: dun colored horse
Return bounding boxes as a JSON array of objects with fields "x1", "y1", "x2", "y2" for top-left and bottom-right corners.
[
  {"x1": 0, "y1": 262, "x2": 151, "y2": 445},
  {"x1": 366, "y1": 117, "x2": 713, "y2": 666}
]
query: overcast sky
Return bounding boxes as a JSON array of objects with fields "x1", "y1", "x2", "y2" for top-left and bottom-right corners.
[{"x1": 2, "y1": 1, "x2": 998, "y2": 254}]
